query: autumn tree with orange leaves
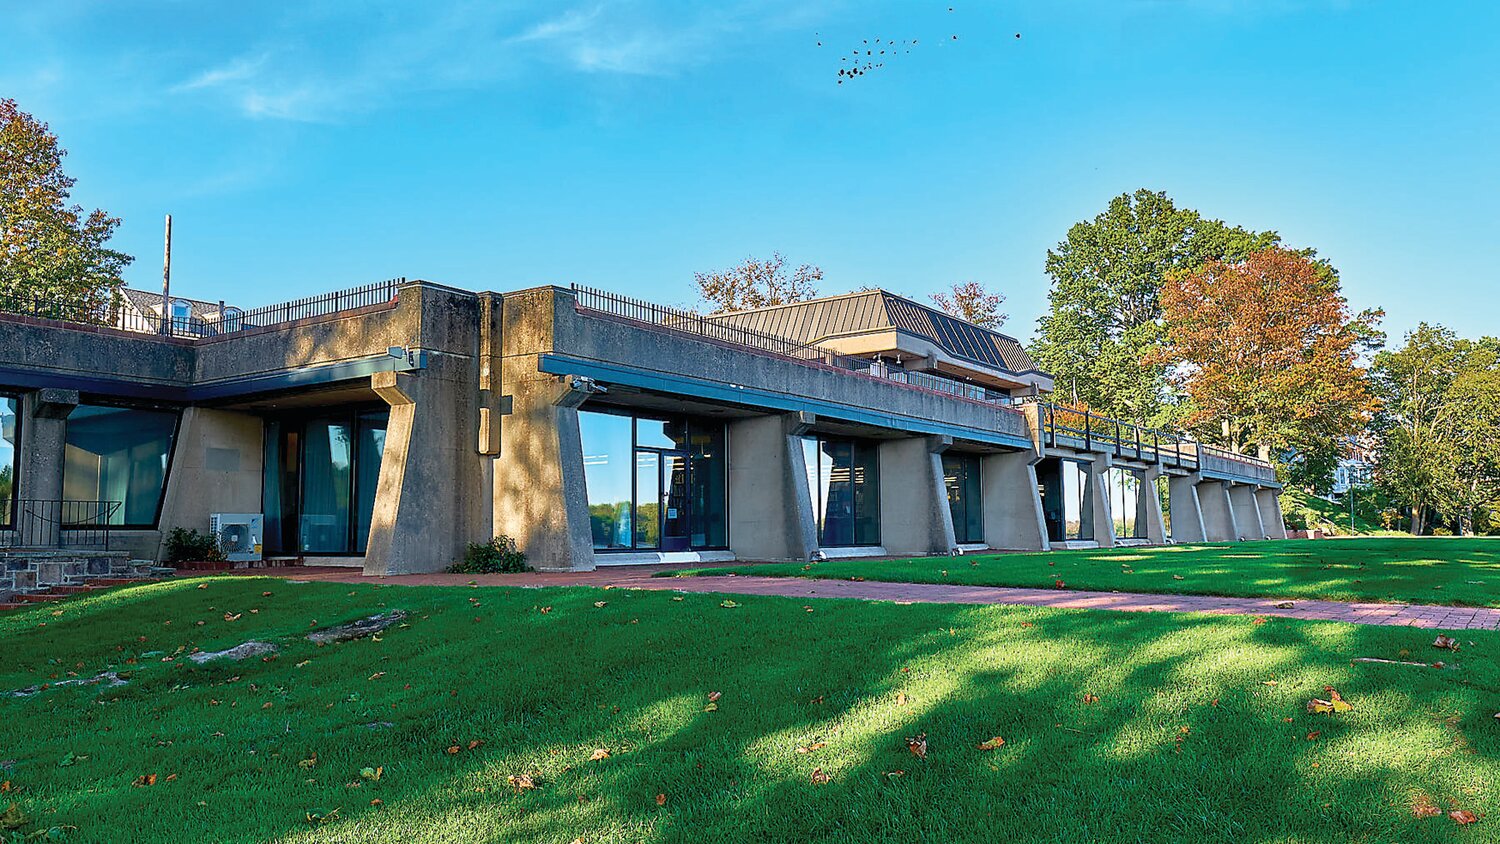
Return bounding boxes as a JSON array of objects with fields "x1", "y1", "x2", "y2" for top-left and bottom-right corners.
[{"x1": 1154, "y1": 247, "x2": 1382, "y2": 485}]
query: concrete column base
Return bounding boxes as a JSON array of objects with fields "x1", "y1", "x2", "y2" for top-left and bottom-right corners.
[
  {"x1": 1087, "y1": 453, "x2": 1117, "y2": 548},
  {"x1": 1257, "y1": 488, "x2": 1288, "y2": 539},
  {"x1": 1229, "y1": 483, "x2": 1266, "y2": 540},
  {"x1": 1198, "y1": 477, "x2": 1240, "y2": 542},
  {"x1": 878, "y1": 435, "x2": 957, "y2": 557},
  {"x1": 980, "y1": 450, "x2": 1048, "y2": 551},
  {"x1": 727, "y1": 412, "x2": 818, "y2": 562},
  {"x1": 1167, "y1": 474, "x2": 1207, "y2": 544}
]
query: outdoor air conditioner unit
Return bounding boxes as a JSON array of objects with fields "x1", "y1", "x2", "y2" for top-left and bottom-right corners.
[{"x1": 210, "y1": 513, "x2": 264, "y2": 562}]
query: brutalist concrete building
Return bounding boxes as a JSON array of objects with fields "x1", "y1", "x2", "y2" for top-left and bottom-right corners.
[{"x1": 0, "y1": 279, "x2": 1282, "y2": 593}]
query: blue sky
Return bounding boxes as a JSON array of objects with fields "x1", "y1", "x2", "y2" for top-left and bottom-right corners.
[{"x1": 4, "y1": 1, "x2": 1496, "y2": 343}]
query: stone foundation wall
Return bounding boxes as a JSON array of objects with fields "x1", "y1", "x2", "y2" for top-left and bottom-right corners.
[{"x1": 0, "y1": 550, "x2": 142, "y2": 599}]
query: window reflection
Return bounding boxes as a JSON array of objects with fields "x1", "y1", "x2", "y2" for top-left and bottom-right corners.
[
  {"x1": 0, "y1": 395, "x2": 17, "y2": 526},
  {"x1": 801, "y1": 435, "x2": 880, "y2": 547},
  {"x1": 943, "y1": 453, "x2": 983, "y2": 544},
  {"x1": 63, "y1": 404, "x2": 179, "y2": 526}
]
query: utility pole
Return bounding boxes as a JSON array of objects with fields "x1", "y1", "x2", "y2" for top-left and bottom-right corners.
[{"x1": 160, "y1": 214, "x2": 172, "y2": 335}]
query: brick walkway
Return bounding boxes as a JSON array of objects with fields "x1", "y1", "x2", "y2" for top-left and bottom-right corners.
[{"x1": 233, "y1": 565, "x2": 1500, "y2": 630}]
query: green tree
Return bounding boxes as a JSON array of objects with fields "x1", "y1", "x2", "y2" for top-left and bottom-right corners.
[
  {"x1": 0, "y1": 98, "x2": 132, "y2": 315},
  {"x1": 1031, "y1": 189, "x2": 1280, "y2": 425},
  {"x1": 1371, "y1": 325, "x2": 1500, "y2": 534}
]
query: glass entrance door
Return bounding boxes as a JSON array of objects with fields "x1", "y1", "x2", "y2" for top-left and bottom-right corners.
[{"x1": 660, "y1": 453, "x2": 689, "y2": 551}]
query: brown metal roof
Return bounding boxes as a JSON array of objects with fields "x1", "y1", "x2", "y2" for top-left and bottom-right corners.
[{"x1": 708, "y1": 290, "x2": 1044, "y2": 376}]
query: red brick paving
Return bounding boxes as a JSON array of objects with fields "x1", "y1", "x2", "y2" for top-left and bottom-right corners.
[{"x1": 227, "y1": 566, "x2": 1500, "y2": 631}]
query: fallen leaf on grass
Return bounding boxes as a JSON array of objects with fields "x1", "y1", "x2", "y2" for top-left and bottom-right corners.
[
  {"x1": 810, "y1": 768, "x2": 830, "y2": 784},
  {"x1": 305, "y1": 808, "x2": 339, "y2": 825},
  {"x1": 720, "y1": 600, "x2": 740, "y2": 609},
  {"x1": 1306, "y1": 731, "x2": 1320, "y2": 741},
  {"x1": 298, "y1": 755, "x2": 318, "y2": 770},
  {"x1": 895, "y1": 692, "x2": 907, "y2": 707},
  {"x1": 883, "y1": 770, "x2": 905, "y2": 779},
  {"x1": 1251, "y1": 617, "x2": 1267, "y2": 625},
  {"x1": 593, "y1": 601, "x2": 607, "y2": 608},
  {"x1": 796, "y1": 742, "x2": 827, "y2": 755},
  {"x1": 1172, "y1": 575, "x2": 1184, "y2": 580},
  {"x1": 589, "y1": 749, "x2": 610, "y2": 761},
  {"x1": 223, "y1": 612, "x2": 242, "y2": 622},
  {"x1": 1082, "y1": 693, "x2": 1100, "y2": 705},
  {"x1": 467, "y1": 740, "x2": 484, "y2": 751},
  {"x1": 360, "y1": 767, "x2": 383, "y2": 781},
  {"x1": 1433, "y1": 635, "x2": 1460, "y2": 651},
  {"x1": 655, "y1": 793, "x2": 667, "y2": 806},
  {"x1": 165, "y1": 773, "x2": 178, "y2": 782},
  {"x1": 0, "y1": 804, "x2": 27, "y2": 831},
  {"x1": 540, "y1": 606, "x2": 552, "y2": 614},
  {"x1": 976, "y1": 737, "x2": 1006, "y2": 751},
  {"x1": 1053, "y1": 580, "x2": 1066, "y2": 589},
  {"x1": 1450, "y1": 810, "x2": 1479, "y2": 825},
  {"x1": 131, "y1": 774, "x2": 157, "y2": 787},
  {"x1": 1307, "y1": 687, "x2": 1353, "y2": 714},
  {"x1": 905, "y1": 733, "x2": 928, "y2": 760},
  {"x1": 506, "y1": 774, "x2": 537, "y2": 791},
  {"x1": 708, "y1": 691, "x2": 722, "y2": 702},
  {"x1": 369, "y1": 799, "x2": 382, "y2": 807},
  {"x1": 1411, "y1": 795, "x2": 1441, "y2": 818}
]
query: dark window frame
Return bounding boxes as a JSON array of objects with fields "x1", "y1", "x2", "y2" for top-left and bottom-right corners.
[
  {"x1": 804, "y1": 434, "x2": 882, "y2": 548},
  {"x1": 263, "y1": 405, "x2": 390, "y2": 558}
]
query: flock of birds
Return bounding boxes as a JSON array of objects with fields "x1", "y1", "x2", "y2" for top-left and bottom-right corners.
[{"x1": 819, "y1": 6, "x2": 1020, "y2": 85}]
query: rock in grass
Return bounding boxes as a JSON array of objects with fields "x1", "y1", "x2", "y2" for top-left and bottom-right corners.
[
  {"x1": 11, "y1": 670, "x2": 130, "y2": 697},
  {"x1": 307, "y1": 610, "x2": 408, "y2": 645},
  {"x1": 189, "y1": 641, "x2": 279, "y2": 664}
]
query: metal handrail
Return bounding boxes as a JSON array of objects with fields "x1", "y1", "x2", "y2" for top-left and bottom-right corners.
[
  {"x1": 1029, "y1": 400, "x2": 1276, "y2": 478},
  {"x1": 571, "y1": 285, "x2": 1023, "y2": 411},
  {"x1": 1, "y1": 499, "x2": 121, "y2": 549},
  {"x1": 0, "y1": 278, "x2": 403, "y2": 340}
]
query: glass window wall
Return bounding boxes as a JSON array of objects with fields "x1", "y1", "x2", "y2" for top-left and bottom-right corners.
[
  {"x1": 0, "y1": 395, "x2": 17, "y2": 526},
  {"x1": 63, "y1": 404, "x2": 179, "y2": 526},
  {"x1": 580, "y1": 409, "x2": 727, "y2": 552},
  {"x1": 1108, "y1": 467, "x2": 1145, "y2": 539}
]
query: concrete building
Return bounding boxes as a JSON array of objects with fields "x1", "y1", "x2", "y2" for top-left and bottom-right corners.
[{"x1": 0, "y1": 279, "x2": 1282, "y2": 592}]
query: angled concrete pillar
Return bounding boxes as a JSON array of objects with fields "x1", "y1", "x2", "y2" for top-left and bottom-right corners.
[
  {"x1": 1140, "y1": 466, "x2": 1167, "y2": 545},
  {"x1": 1257, "y1": 488, "x2": 1288, "y2": 539},
  {"x1": 1198, "y1": 477, "x2": 1240, "y2": 542},
  {"x1": 488, "y1": 373, "x2": 596, "y2": 572},
  {"x1": 365, "y1": 366, "x2": 490, "y2": 575},
  {"x1": 979, "y1": 450, "x2": 1049, "y2": 551},
  {"x1": 1229, "y1": 483, "x2": 1265, "y2": 540},
  {"x1": 727, "y1": 412, "x2": 819, "y2": 562},
  {"x1": 1167, "y1": 474, "x2": 1206, "y2": 544},
  {"x1": 14, "y1": 389, "x2": 77, "y2": 548},
  {"x1": 1087, "y1": 453, "x2": 1117, "y2": 548},
  {"x1": 878, "y1": 435, "x2": 958, "y2": 556}
]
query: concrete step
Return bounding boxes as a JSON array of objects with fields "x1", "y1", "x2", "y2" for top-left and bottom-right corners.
[{"x1": 14, "y1": 592, "x2": 65, "y2": 604}]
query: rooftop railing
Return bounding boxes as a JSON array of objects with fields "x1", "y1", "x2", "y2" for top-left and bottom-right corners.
[
  {"x1": 571, "y1": 284, "x2": 1020, "y2": 408},
  {"x1": 0, "y1": 278, "x2": 404, "y2": 340}
]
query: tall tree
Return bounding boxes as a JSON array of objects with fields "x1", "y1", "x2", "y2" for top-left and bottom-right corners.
[
  {"x1": 1371, "y1": 326, "x2": 1500, "y2": 534},
  {"x1": 931, "y1": 281, "x2": 1007, "y2": 329},
  {"x1": 1154, "y1": 247, "x2": 1381, "y2": 488},
  {"x1": 1031, "y1": 189, "x2": 1280, "y2": 424},
  {"x1": 0, "y1": 99, "x2": 132, "y2": 316},
  {"x1": 694, "y1": 253, "x2": 822, "y2": 313}
]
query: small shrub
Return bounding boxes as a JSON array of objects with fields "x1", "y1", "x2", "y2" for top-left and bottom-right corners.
[
  {"x1": 163, "y1": 527, "x2": 225, "y2": 564},
  {"x1": 1432, "y1": 526, "x2": 1453, "y2": 537},
  {"x1": 449, "y1": 536, "x2": 528, "y2": 574}
]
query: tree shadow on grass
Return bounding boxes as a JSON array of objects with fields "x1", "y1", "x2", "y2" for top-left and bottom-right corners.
[{"x1": 1, "y1": 579, "x2": 1496, "y2": 842}]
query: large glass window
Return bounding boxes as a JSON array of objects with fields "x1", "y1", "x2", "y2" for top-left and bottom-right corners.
[
  {"x1": 1038, "y1": 458, "x2": 1093, "y2": 543},
  {"x1": 0, "y1": 395, "x2": 17, "y2": 527},
  {"x1": 943, "y1": 453, "x2": 983, "y2": 544},
  {"x1": 802, "y1": 435, "x2": 880, "y2": 547},
  {"x1": 580, "y1": 409, "x2": 727, "y2": 552},
  {"x1": 299, "y1": 418, "x2": 353, "y2": 553},
  {"x1": 63, "y1": 404, "x2": 179, "y2": 526},
  {"x1": 1108, "y1": 467, "x2": 1145, "y2": 539},
  {"x1": 582, "y1": 412, "x2": 633, "y2": 549}
]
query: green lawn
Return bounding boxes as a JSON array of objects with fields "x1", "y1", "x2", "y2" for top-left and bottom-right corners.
[
  {"x1": 679, "y1": 538, "x2": 1500, "y2": 607},
  {"x1": 0, "y1": 576, "x2": 1496, "y2": 842}
]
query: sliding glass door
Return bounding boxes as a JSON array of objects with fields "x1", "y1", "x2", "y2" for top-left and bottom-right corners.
[
  {"x1": 262, "y1": 408, "x2": 389, "y2": 556},
  {"x1": 801, "y1": 435, "x2": 880, "y2": 547},
  {"x1": 943, "y1": 453, "x2": 983, "y2": 544}
]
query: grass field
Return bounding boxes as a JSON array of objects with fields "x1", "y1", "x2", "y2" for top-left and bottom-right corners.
[
  {"x1": 679, "y1": 538, "x2": 1500, "y2": 607},
  {"x1": 0, "y1": 575, "x2": 1496, "y2": 842}
]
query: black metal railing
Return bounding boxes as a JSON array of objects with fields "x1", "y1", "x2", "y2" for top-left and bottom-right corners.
[
  {"x1": 1, "y1": 500, "x2": 120, "y2": 549},
  {"x1": 0, "y1": 278, "x2": 404, "y2": 340},
  {"x1": 1030, "y1": 401, "x2": 1277, "y2": 480},
  {"x1": 572, "y1": 285, "x2": 1022, "y2": 409}
]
